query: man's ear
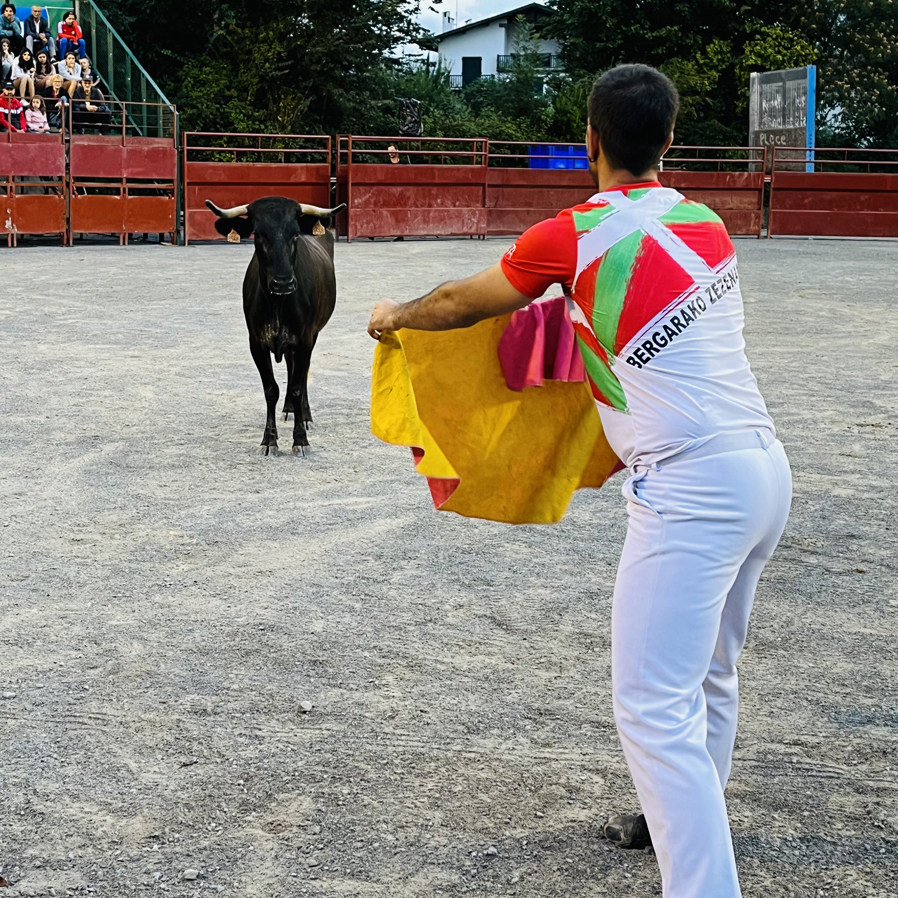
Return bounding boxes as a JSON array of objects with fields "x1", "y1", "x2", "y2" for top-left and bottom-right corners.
[
  {"x1": 586, "y1": 122, "x2": 600, "y2": 164},
  {"x1": 660, "y1": 131, "x2": 674, "y2": 159},
  {"x1": 214, "y1": 215, "x2": 254, "y2": 238}
]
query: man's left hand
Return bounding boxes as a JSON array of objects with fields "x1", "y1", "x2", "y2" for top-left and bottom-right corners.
[{"x1": 368, "y1": 299, "x2": 400, "y2": 340}]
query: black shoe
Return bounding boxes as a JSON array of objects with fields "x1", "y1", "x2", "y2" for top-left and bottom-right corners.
[{"x1": 603, "y1": 813, "x2": 652, "y2": 849}]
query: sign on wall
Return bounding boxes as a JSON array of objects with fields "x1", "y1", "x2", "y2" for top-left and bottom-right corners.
[{"x1": 749, "y1": 66, "x2": 816, "y2": 170}]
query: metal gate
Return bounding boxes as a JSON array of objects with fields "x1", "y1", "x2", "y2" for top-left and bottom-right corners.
[
  {"x1": 68, "y1": 102, "x2": 178, "y2": 244},
  {"x1": 336, "y1": 136, "x2": 488, "y2": 241},
  {"x1": 769, "y1": 147, "x2": 898, "y2": 238},
  {"x1": 0, "y1": 130, "x2": 66, "y2": 245},
  {"x1": 183, "y1": 133, "x2": 332, "y2": 244}
]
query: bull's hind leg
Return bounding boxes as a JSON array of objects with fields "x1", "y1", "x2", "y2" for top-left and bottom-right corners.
[
  {"x1": 249, "y1": 339, "x2": 279, "y2": 455},
  {"x1": 287, "y1": 345, "x2": 313, "y2": 455}
]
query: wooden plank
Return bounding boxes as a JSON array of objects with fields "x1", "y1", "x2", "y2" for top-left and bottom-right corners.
[
  {"x1": 771, "y1": 189, "x2": 898, "y2": 213},
  {"x1": 348, "y1": 208, "x2": 486, "y2": 240}
]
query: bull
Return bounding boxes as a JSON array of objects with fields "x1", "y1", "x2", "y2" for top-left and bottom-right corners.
[{"x1": 206, "y1": 196, "x2": 346, "y2": 455}]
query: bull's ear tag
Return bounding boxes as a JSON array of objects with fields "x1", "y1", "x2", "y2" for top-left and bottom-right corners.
[
  {"x1": 227, "y1": 229, "x2": 241, "y2": 243},
  {"x1": 312, "y1": 221, "x2": 325, "y2": 236}
]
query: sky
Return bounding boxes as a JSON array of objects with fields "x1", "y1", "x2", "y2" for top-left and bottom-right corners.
[{"x1": 416, "y1": 0, "x2": 547, "y2": 36}]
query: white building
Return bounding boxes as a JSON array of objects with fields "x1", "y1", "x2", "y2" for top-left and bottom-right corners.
[{"x1": 425, "y1": 3, "x2": 562, "y2": 88}]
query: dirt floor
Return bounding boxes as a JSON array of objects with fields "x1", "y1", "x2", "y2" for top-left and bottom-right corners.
[{"x1": 0, "y1": 235, "x2": 896, "y2": 898}]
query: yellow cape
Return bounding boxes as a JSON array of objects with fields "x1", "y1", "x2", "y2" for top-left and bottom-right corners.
[{"x1": 371, "y1": 314, "x2": 622, "y2": 525}]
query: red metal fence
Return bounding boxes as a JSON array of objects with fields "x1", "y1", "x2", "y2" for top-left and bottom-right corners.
[
  {"x1": 486, "y1": 142, "x2": 593, "y2": 236},
  {"x1": 336, "y1": 136, "x2": 489, "y2": 241},
  {"x1": 0, "y1": 130, "x2": 66, "y2": 245},
  {"x1": 183, "y1": 133, "x2": 331, "y2": 243},
  {"x1": 68, "y1": 102, "x2": 178, "y2": 244},
  {"x1": 660, "y1": 146, "x2": 766, "y2": 237},
  {"x1": 769, "y1": 147, "x2": 898, "y2": 238}
]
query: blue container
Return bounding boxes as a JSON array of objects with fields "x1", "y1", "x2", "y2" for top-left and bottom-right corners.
[{"x1": 529, "y1": 144, "x2": 588, "y2": 170}]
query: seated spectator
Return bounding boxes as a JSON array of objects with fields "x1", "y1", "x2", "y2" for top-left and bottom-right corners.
[
  {"x1": 0, "y1": 4, "x2": 23, "y2": 55},
  {"x1": 56, "y1": 49, "x2": 80, "y2": 96},
  {"x1": 71, "y1": 75, "x2": 109, "y2": 131},
  {"x1": 33, "y1": 46, "x2": 51, "y2": 90},
  {"x1": 0, "y1": 78, "x2": 25, "y2": 131},
  {"x1": 78, "y1": 55, "x2": 94, "y2": 83},
  {"x1": 1, "y1": 36, "x2": 14, "y2": 82},
  {"x1": 24, "y1": 4, "x2": 53, "y2": 58},
  {"x1": 41, "y1": 71, "x2": 66, "y2": 128},
  {"x1": 57, "y1": 10, "x2": 84, "y2": 60},
  {"x1": 12, "y1": 46, "x2": 34, "y2": 98},
  {"x1": 24, "y1": 93, "x2": 47, "y2": 131}
]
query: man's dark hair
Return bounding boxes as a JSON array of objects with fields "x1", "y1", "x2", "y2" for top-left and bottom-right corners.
[{"x1": 588, "y1": 64, "x2": 679, "y2": 176}]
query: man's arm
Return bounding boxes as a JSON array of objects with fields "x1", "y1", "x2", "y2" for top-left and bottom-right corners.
[{"x1": 367, "y1": 262, "x2": 533, "y2": 339}]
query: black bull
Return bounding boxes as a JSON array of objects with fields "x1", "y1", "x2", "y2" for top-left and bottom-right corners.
[{"x1": 206, "y1": 196, "x2": 346, "y2": 455}]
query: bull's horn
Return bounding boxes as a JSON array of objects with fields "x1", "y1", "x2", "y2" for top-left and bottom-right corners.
[
  {"x1": 298, "y1": 203, "x2": 347, "y2": 217},
  {"x1": 205, "y1": 200, "x2": 249, "y2": 218}
]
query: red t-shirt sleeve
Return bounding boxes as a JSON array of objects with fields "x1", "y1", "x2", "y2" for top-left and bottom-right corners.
[{"x1": 500, "y1": 213, "x2": 577, "y2": 299}]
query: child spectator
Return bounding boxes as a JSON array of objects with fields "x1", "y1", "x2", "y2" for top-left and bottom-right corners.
[
  {"x1": 41, "y1": 71, "x2": 66, "y2": 128},
  {"x1": 24, "y1": 93, "x2": 47, "y2": 130},
  {"x1": 12, "y1": 46, "x2": 34, "y2": 98},
  {"x1": 56, "y1": 49, "x2": 80, "y2": 96},
  {"x1": 0, "y1": 4, "x2": 23, "y2": 55},
  {"x1": 78, "y1": 55, "x2": 94, "y2": 83},
  {"x1": 57, "y1": 11, "x2": 84, "y2": 60},
  {"x1": 71, "y1": 74, "x2": 109, "y2": 130},
  {"x1": 24, "y1": 4, "x2": 53, "y2": 58},
  {"x1": 33, "y1": 46, "x2": 51, "y2": 90},
  {"x1": 0, "y1": 78, "x2": 25, "y2": 131}
]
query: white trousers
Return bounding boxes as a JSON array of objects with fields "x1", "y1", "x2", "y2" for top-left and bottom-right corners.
[{"x1": 612, "y1": 431, "x2": 792, "y2": 898}]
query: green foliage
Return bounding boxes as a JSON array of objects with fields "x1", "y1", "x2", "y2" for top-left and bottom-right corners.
[{"x1": 99, "y1": 0, "x2": 898, "y2": 148}]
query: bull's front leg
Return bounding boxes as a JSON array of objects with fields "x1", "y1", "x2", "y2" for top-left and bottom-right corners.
[
  {"x1": 287, "y1": 345, "x2": 313, "y2": 455},
  {"x1": 249, "y1": 339, "x2": 280, "y2": 455}
]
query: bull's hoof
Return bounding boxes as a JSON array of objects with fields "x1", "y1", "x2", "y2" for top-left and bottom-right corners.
[
  {"x1": 291, "y1": 444, "x2": 307, "y2": 457},
  {"x1": 258, "y1": 442, "x2": 280, "y2": 457}
]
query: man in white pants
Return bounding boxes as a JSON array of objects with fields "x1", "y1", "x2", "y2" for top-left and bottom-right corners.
[{"x1": 368, "y1": 64, "x2": 792, "y2": 898}]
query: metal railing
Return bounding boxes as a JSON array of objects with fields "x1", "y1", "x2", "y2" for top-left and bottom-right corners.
[
  {"x1": 496, "y1": 53, "x2": 560, "y2": 72},
  {"x1": 75, "y1": 0, "x2": 174, "y2": 137},
  {"x1": 661, "y1": 145, "x2": 767, "y2": 173},
  {"x1": 337, "y1": 135, "x2": 488, "y2": 167},
  {"x1": 772, "y1": 146, "x2": 898, "y2": 174},
  {"x1": 183, "y1": 132, "x2": 331, "y2": 165},
  {"x1": 449, "y1": 73, "x2": 497, "y2": 89}
]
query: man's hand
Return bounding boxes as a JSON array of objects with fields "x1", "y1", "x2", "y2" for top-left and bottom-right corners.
[
  {"x1": 366, "y1": 262, "x2": 533, "y2": 340},
  {"x1": 368, "y1": 299, "x2": 400, "y2": 340}
]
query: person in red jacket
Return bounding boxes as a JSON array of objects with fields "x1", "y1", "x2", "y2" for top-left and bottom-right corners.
[
  {"x1": 0, "y1": 79, "x2": 26, "y2": 131},
  {"x1": 57, "y1": 11, "x2": 85, "y2": 60}
]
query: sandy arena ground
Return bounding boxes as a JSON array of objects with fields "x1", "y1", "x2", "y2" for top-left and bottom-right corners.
[{"x1": 0, "y1": 236, "x2": 896, "y2": 898}]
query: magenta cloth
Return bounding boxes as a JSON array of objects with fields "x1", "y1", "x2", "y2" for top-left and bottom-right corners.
[{"x1": 498, "y1": 295, "x2": 586, "y2": 392}]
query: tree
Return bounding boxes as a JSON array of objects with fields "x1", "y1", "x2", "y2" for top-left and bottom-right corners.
[
  {"x1": 789, "y1": 0, "x2": 898, "y2": 146},
  {"x1": 103, "y1": 0, "x2": 430, "y2": 133}
]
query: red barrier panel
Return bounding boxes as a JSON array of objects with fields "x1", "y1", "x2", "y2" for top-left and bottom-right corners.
[
  {"x1": 0, "y1": 130, "x2": 66, "y2": 245},
  {"x1": 337, "y1": 136, "x2": 488, "y2": 241},
  {"x1": 486, "y1": 143, "x2": 593, "y2": 236},
  {"x1": 660, "y1": 147, "x2": 765, "y2": 237},
  {"x1": 183, "y1": 133, "x2": 331, "y2": 243},
  {"x1": 769, "y1": 148, "x2": 898, "y2": 238},
  {"x1": 69, "y1": 103, "x2": 178, "y2": 244}
]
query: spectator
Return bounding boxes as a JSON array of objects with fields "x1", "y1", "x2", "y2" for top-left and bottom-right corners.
[
  {"x1": 12, "y1": 46, "x2": 34, "y2": 98},
  {"x1": 78, "y1": 55, "x2": 94, "y2": 82},
  {"x1": 41, "y1": 71, "x2": 66, "y2": 128},
  {"x1": 71, "y1": 75, "x2": 109, "y2": 131},
  {"x1": 0, "y1": 78, "x2": 26, "y2": 131},
  {"x1": 0, "y1": 4, "x2": 23, "y2": 55},
  {"x1": 56, "y1": 49, "x2": 80, "y2": 96},
  {"x1": 33, "y1": 46, "x2": 51, "y2": 90},
  {"x1": 57, "y1": 11, "x2": 84, "y2": 60},
  {"x1": 1, "y1": 37, "x2": 14, "y2": 83},
  {"x1": 24, "y1": 93, "x2": 47, "y2": 130},
  {"x1": 23, "y1": 4, "x2": 53, "y2": 58}
]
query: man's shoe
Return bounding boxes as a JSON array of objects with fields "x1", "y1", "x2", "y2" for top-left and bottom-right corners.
[{"x1": 603, "y1": 813, "x2": 652, "y2": 849}]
